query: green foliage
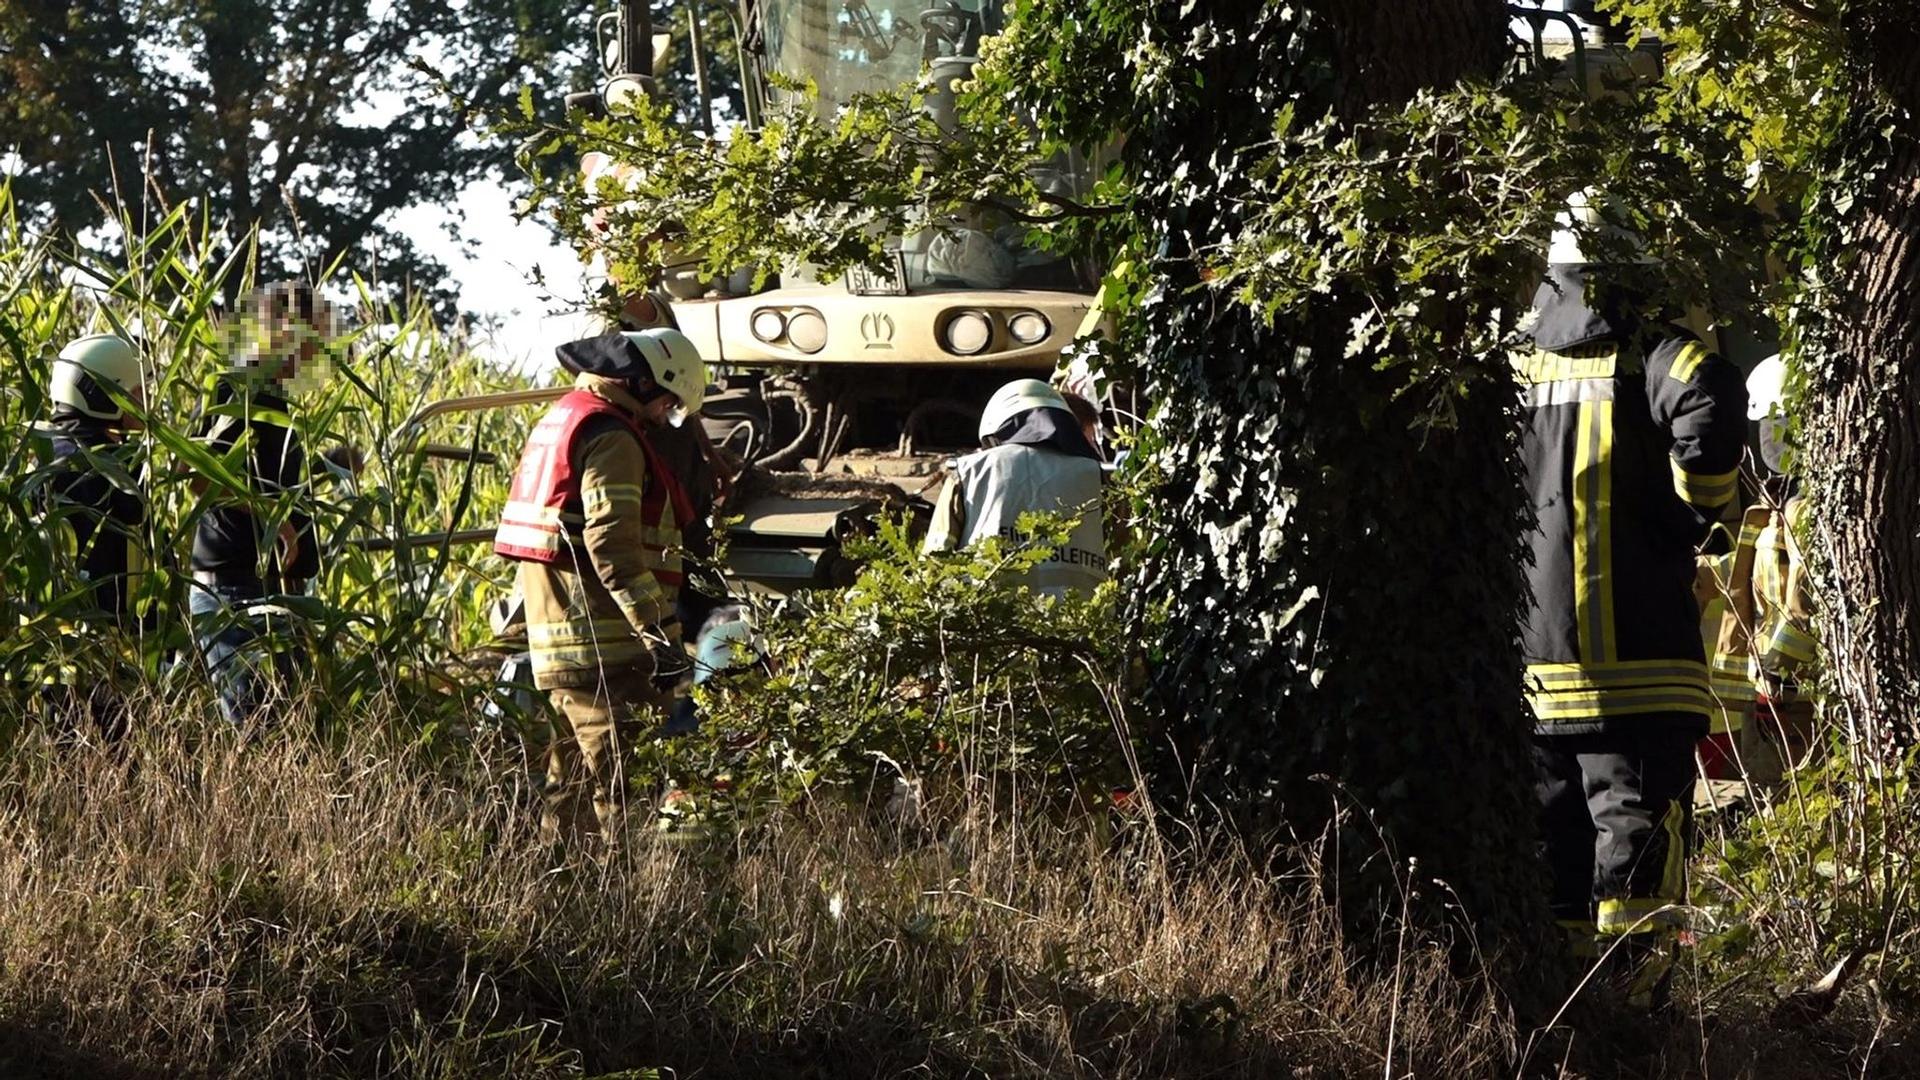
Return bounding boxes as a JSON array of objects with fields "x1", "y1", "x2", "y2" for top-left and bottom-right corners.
[
  {"x1": 1700, "y1": 744, "x2": 1920, "y2": 1006},
  {"x1": 0, "y1": 183, "x2": 535, "y2": 736},
  {"x1": 506, "y1": 70, "x2": 1101, "y2": 293},
  {"x1": 641, "y1": 514, "x2": 1146, "y2": 820},
  {"x1": 1219, "y1": 79, "x2": 1765, "y2": 395},
  {"x1": 0, "y1": 0, "x2": 600, "y2": 312}
]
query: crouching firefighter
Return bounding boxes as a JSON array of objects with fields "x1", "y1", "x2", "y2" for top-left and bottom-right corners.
[
  {"x1": 494, "y1": 329, "x2": 704, "y2": 844},
  {"x1": 924, "y1": 379, "x2": 1107, "y2": 598},
  {"x1": 1516, "y1": 192, "x2": 1746, "y2": 1002},
  {"x1": 33, "y1": 333, "x2": 153, "y2": 742}
]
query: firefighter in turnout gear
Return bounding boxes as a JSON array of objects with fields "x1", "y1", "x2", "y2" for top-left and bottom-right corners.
[
  {"x1": 924, "y1": 379, "x2": 1107, "y2": 598},
  {"x1": 1696, "y1": 355, "x2": 1818, "y2": 787},
  {"x1": 1516, "y1": 193, "x2": 1747, "y2": 989},
  {"x1": 35, "y1": 332, "x2": 152, "y2": 740},
  {"x1": 495, "y1": 329, "x2": 704, "y2": 843}
]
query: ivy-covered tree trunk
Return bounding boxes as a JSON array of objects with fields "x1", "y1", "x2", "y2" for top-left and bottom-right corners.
[
  {"x1": 1137, "y1": 1, "x2": 1547, "y2": 943},
  {"x1": 1799, "y1": 8, "x2": 1920, "y2": 746}
]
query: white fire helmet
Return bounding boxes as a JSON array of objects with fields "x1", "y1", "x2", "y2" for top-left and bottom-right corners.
[
  {"x1": 1547, "y1": 187, "x2": 1654, "y2": 266},
  {"x1": 622, "y1": 327, "x2": 709, "y2": 422},
  {"x1": 51, "y1": 333, "x2": 144, "y2": 421},
  {"x1": 1747, "y1": 353, "x2": 1786, "y2": 420},
  {"x1": 978, "y1": 378, "x2": 1068, "y2": 444}
]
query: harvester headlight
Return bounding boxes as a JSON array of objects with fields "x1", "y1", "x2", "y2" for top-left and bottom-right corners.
[
  {"x1": 787, "y1": 310, "x2": 828, "y2": 354},
  {"x1": 601, "y1": 74, "x2": 656, "y2": 114},
  {"x1": 751, "y1": 308, "x2": 788, "y2": 343},
  {"x1": 943, "y1": 310, "x2": 993, "y2": 356},
  {"x1": 1008, "y1": 311, "x2": 1050, "y2": 345}
]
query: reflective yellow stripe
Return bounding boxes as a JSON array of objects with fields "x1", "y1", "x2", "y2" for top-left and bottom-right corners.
[
  {"x1": 1573, "y1": 399, "x2": 1616, "y2": 663},
  {"x1": 501, "y1": 501, "x2": 566, "y2": 525},
  {"x1": 531, "y1": 643, "x2": 648, "y2": 669},
  {"x1": 582, "y1": 483, "x2": 648, "y2": 514},
  {"x1": 1672, "y1": 461, "x2": 1739, "y2": 508},
  {"x1": 1765, "y1": 617, "x2": 1818, "y2": 664},
  {"x1": 494, "y1": 522, "x2": 565, "y2": 553},
  {"x1": 1596, "y1": 897, "x2": 1687, "y2": 934},
  {"x1": 1659, "y1": 801, "x2": 1687, "y2": 905},
  {"x1": 1668, "y1": 341, "x2": 1709, "y2": 385},
  {"x1": 1526, "y1": 658, "x2": 1710, "y2": 689},
  {"x1": 1514, "y1": 346, "x2": 1618, "y2": 384},
  {"x1": 1558, "y1": 919, "x2": 1602, "y2": 959},
  {"x1": 527, "y1": 619, "x2": 636, "y2": 646},
  {"x1": 1528, "y1": 686, "x2": 1714, "y2": 720},
  {"x1": 611, "y1": 582, "x2": 667, "y2": 614}
]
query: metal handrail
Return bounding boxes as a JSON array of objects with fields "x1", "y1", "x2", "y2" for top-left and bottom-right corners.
[
  {"x1": 389, "y1": 386, "x2": 569, "y2": 455},
  {"x1": 1508, "y1": 4, "x2": 1589, "y2": 90}
]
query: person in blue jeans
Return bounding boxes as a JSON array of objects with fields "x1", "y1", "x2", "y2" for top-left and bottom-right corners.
[{"x1": 187, "y1": 281, "x2": 347, "y2": 726}]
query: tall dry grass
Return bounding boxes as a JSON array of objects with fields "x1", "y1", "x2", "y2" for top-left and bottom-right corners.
[
  {"x1": 0, "y1": 688, "x2": 1907, "y2": 1079},
  {"x1": 0, "y1": 683, "x2": 1507, "y2": 1079}
]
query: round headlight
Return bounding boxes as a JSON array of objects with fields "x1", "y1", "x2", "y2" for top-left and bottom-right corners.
[
  {"x1": 751, "y1": 308, "x2": 787, "y2": 343},
  {"x1": 787, "y1": 310, "x2": 828, "y2": 354},
  {"x1": 1008, "y1": 311, "x2": 1050, "y2": 345},
  {"x1": 601, "y1": 74, "x2": 656, "y2": 114},
  {"x1": 943, "y1": 310, "x2": 993, "y2": 356}
]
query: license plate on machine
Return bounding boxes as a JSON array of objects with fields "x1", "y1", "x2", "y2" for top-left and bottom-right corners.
[{"x1": 845, "y1": 252, "x2": 910, "y2": 296}]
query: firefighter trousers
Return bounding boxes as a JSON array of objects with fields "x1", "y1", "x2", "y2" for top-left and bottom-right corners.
[
  {"x1": 541, "y1": 672, "x2": 670, "y2": 844},
  {"x1": 1534, "y1": 721, "x2": 1699, "y2": 938}
]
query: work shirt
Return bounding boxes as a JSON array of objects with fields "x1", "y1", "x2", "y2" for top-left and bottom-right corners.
[
  {"x1": 1515, "y1": 264, "x2": 1747, "y2": 735},
  {"x1": 190, "y1": 380, "x2": 318, "y2": 585},
  {"x1": 925, "y1": 440, "x2": 1107, "y2": 598}
]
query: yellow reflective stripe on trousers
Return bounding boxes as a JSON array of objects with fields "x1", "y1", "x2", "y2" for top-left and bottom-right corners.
[
  {"x1": 611, "y1": 581, "x2": 667, "y2": 617},
  {"x1": 1558, "y1": 919, "x2": 1602, "y2": 960},
  {"x1": 1671, "y1": 460, "x2": 1738, "y2": 508},
  {"x1": 1573, "y1": 400, "x2": 1617, "y2": 663},
  {"x1": 527, "y1": 619, "x2": 637, "y2": 646},
  {"x1": 531, "y1": 643, "x2": 648, "y2": 669},
  {"x1": 1596, "y1": 898, "x2": 1686, "y2": 934},
  {"x1": 1595, "y1": 804, "x2": 1689, "y2": 936},
  {"x1": 1668, "y1": 340, "x2": 1709, "y2": 385}
]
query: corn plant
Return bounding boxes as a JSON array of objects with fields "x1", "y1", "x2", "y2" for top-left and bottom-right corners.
[{"x1": 0, "y1": 182, "x2": 542, "y2": 738}]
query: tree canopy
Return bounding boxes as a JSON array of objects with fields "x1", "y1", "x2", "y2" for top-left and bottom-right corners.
[{"x1": 0, "y1": 0, "x2": 601, "y2": 312}]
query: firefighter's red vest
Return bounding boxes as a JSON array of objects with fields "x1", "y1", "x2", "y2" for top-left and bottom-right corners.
[{"x1": 494, "y1": 389, "x2": 693, "y2": 582}]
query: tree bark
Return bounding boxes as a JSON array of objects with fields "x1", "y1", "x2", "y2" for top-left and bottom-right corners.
[
  {"x1": 1137, "y1": 0, "x2": 1547, "y2": 948},
  {"x1": 1800, "y1": 6, "x2": 1920, "y2": 746}
]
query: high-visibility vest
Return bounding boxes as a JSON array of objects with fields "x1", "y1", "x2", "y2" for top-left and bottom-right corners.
[
  {"x1": 494, "y1": 389, "x2": 691, "y2": 584},
  {"x1": 939, "y1": 443, "x2": 1107, "y2": 598}
]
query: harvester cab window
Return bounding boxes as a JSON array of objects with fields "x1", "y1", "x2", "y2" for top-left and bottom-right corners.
[{"x1": 761, "y1": 0, "x2": 1008, "y2": 112}]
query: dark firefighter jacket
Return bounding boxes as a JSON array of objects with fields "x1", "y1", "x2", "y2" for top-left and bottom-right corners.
[
  {"x1": 1515, "y1": 265, "x2": 1748, "y2": 735},
  {"x1": 41, "y1": 420, "x2": 148, "y2": 624},
  {"x1": 190, "y1": 381, "x2": 320, "y2": 587}
]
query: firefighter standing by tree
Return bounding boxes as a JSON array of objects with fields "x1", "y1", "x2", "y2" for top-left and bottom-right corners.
[
  {"x1": 924, "y1": 378, "x2": 1107, "y2": 598},
  {"x1": 494, "y1": 329, "x2": 704, "y2": 843},
  {"x1": 34, "y1": 332, "x2": 151, "y2": 740},
  {"x1": 1515, "y1": 194, "x2": 1747, "y2": 1002}
]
